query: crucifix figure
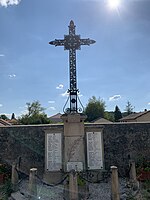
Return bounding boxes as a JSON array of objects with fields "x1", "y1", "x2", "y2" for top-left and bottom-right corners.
[{"x1": 49, "y1": 20, "x2": 95, "y2": 113}]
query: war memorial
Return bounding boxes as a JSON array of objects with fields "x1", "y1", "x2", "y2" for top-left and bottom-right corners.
[
  {"x1": 46, "y1": 20, "x2": 103, "y2": 175},
  {"x1": 0, "y1": 21, "x2": 150, "y2": 199}
]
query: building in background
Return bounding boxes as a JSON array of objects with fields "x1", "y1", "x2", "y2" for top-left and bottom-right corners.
[
  {"x1": 119, "y1": 110, "x2": 150, "y2": 122},
  {"x1": 0, "y1": 119, "x2": 11, "y2": 126},
  {"x1": 49, "y1": 113, "x2": 63, "y2": 123},
  {"x1": 91, "y1": 117, "x2": 113, "y2": 124}
]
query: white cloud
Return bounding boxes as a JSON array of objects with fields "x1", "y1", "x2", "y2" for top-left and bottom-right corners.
[
  {"x1": 0, "y1": 104, "x2": 3, "y2": 107},
  {"x1": 48, "y1": 107, "x2": 56, "y2": 111},
  {"x1": 148, "y1": 102, "x2": 150, "y2": 105},
  {"x1": 48, "y1": 100, "x2": 55, "y2": 104},
  {"x1": 0, "y1": 54, "x2": 5, "y2": 57},
  {"x1": 0, "y1": 0, "x2": 21, "y2": 7},
  {"x1": 56, "y1": 84, "x2": 64, "y2": 90},
  {"x1": 109, "y1": 95, "x2": 121, "y2": 101},
  {"x1": 8, "y1": 74, "x2": 16, "y2": 78},
  {"x1": 61, "y1": 91, "x2": 69, "y2": 97}
]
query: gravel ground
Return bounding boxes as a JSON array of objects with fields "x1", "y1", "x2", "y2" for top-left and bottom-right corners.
[
  {"x1": 18, "y1": 179, "x2": 64, "y2": 200},
  {"x1": 9, "y1": 178, "x2": 133, "y2": 200},
  {"x1": 88, "y1": 178, "x2": 131, "y2": 200}
]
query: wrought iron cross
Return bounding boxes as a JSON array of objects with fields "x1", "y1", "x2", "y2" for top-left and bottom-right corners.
[{"x1": 49, "y1": 20, "x2": 95, "y2": 113}]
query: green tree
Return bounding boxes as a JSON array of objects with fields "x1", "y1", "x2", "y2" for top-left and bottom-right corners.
[
  {"x1": 26, "y1": 101, "x2": 45, "y2": 116},
  {"x1": 19, "y1": 100, "x2": 50, "y2": 125},
  {"x1": 125, "y1": 101, "x2": 134, "y2": 115},
  {"x1": 85, "y1": 96, "x2": 106, "y2": 122},
  {"x1": 11, "y1": 113, "x2": 15, "y2": 120},
  {"x1": 114, "y1": 105, "x2": 122, "y2": 122},
  {"x1": 104, "y1": 111, "x2": 114, "y2": 122},
  {"x1": 0, "y1": 114, "x2": 9, "y2": 120}
]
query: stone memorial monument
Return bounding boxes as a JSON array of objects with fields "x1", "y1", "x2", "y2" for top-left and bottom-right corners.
[{"x1": 44, "y1": 21, "x2": 104, "y2": 183}]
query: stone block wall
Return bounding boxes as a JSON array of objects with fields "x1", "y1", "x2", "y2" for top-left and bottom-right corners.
[
  {"x1": 0, "y1": 123, "x2": 149, "y2": 177},
  {"x1": 0, "y1": 125, "x2": 55, "y2": 175},
  {"x1": 103, "y1": 123, "x2": 150, "y2": 175}
]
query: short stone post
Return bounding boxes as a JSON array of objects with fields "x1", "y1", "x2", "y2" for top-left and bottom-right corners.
[
  {"x1": 11, "y1": 162, "x2": 19, "y2": 192},
  {"x1": 111, "y1": 166, "x2": 120, "y2": 200},
  {"x1": 16, "y1": 156, "x2": 22, "y2": 171},
  {"x1": 69, "y1": 170, "x2": 78, "y2": 200},
  {"x1": 129, "y1": 160, "x2": 139, "y2": 190},
  {"x1": 28, "y1": 168, "x2": 37, "y2": 200}
]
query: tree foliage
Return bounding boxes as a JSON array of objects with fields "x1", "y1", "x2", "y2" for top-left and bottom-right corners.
[
  {"x1": 26, "y1": 101, "x2": 45, "y2": 116},
  {"x1": 11, "y1": 113, "x2": 15, "y2": 120},
  {"x1": 104, "y1": 111, "x2": 114, "y2": 122},
  {"x1": 114, "y1": 105, "x2": 122, "y2": 122},
  {"x1": 19, "y1": 100, "x2": 50, "y2": 125},
  {"x1": 85, "y1": 96, "x2": 106, "y2": 122},
  {"x1": 0, "y1": 114, "x2": 9, "y2": 120},
  {"x1": 125, "y1": 101, "x2": 134, "y2": 115}
]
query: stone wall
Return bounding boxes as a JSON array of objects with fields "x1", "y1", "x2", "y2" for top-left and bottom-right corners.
[
  {"x1": 0, "y1": 123, "x2": 149, "y2": 176},
  {"x1": 0, "y1": 125, "x2": 62, "y2": 175},
  {"x1": 103, "y1": 122, "x2": 150, "y2": 175}
]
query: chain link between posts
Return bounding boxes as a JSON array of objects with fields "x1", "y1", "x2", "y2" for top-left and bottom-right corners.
[
  {"x1": 14, "y1": 162, "x2": 132, "y2": 191},
  {"x1": 36, "y1": 174, "x2": 69, "y2": 187},
  {"x1": 77, "y1": 170, "x2": 111, "y2": 184},
  {"x1": 15, "y1": 168, "x2": 69, "y2": 187}
]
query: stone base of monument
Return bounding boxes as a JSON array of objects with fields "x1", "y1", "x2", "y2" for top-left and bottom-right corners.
[
  {"x1": 43, "y1": 171, "x2": 63, "y2": 184},
  {"x1": 61, "y1": 113, "x2": 87, "y2": 172}
]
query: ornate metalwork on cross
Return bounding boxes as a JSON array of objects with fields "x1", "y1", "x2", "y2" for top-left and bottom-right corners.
[{"x1": 49, "y1": 20, "x2": 95, "y2": 113}]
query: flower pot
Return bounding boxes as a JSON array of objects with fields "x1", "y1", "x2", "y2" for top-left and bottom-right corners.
[{"x1": 137, "y1": 171, "x2": 150, "y2": 181}]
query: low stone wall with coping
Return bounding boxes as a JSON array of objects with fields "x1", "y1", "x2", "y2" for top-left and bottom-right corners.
[{"x1": 0, "y1": 122, "x2": 149, "y2": 176}]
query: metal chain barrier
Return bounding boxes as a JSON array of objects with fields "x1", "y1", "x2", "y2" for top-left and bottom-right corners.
[
  {"x1": 12, "y1": 168, "x2": 69, "y2": 199},
  {"x1": 15, "y1": 167, "x2": 69, "y2": 187},
  {"x1": 36, "y1": 174, "x2": 69, "y2": 187},
  {"x1": 78, "y1": 170, "x2": 111, "y2": 184}
]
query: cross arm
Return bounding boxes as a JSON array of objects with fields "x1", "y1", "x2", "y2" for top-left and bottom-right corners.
[
  {"x1": 49, "y1": 39, "x2": 65, "y2": 47},
  {"x1": 80, "y1": 38, "x2": 96, "y2": 46}
]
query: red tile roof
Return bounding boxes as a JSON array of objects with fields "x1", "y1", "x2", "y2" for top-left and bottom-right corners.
[{"x1": 0, "y1": 119, "x2": 12, "y2": 126}]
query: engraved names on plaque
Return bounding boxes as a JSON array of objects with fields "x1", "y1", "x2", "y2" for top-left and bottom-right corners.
[
  {"x1": 47, "y1": 133, "x2": 62, "y2": 171},
  {"x1": 86, "y1": 132, "x2": 103, "y2": 170}
]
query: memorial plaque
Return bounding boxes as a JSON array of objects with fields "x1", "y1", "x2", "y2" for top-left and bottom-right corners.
[
  {"x1": 47, "y1": 133, "x2": 62, "y2": 171},
  {"x1": 86, "y1": 132, "x2": 103, "y2": 170},
  {"x1": 67, "y1": 162, "x2": 83, "y2": 172}
]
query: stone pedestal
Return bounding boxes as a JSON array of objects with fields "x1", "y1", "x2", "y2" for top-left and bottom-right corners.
[
  {"x1": 61, "y1": 113, "x2": 86, "y2": 172},
  {"x1": 129, "y1": 160, "x2": 139, "y2": 190},
  {"x1": 28, "y1": 168, "x2": 37, "y2": 200},
  {"x1": 69, "y1": 170, "x2": 78, "y2": 200},
  {"x1": 111, "y1": 166, "x2": 120, "y2": 200},
  {"x1": 11, "y1": 162, "x2": 19, "y2": 192}
]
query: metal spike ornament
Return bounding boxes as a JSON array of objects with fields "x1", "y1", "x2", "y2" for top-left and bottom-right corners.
[{"x1": 49, "y1": 20, "x2": 95, "y2": 113}]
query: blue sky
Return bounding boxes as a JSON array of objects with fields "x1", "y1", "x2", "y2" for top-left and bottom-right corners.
[{"x1": 0, "y1": 0, "x2": 150, "y2": 118}]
